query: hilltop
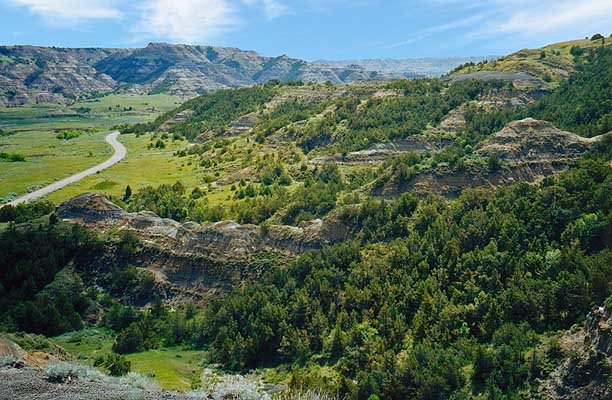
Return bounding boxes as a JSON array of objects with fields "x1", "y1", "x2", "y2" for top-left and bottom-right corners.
[{"x1": 450, "y1": 35, "x2": 612, "y2": 87}]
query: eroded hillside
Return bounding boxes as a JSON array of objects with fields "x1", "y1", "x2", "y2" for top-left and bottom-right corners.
[{"x1": 1, "y1": 38, "x2": 611, "y2": 400}]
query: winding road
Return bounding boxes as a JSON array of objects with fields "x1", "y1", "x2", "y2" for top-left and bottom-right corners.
[{"x1": 6, "y1": 131, "x2": 126, "y2": 207}]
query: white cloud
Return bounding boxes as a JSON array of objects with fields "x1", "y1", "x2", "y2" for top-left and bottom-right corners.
[
  {"x1": 261, "y1": 0, "x2": 291, "y2": 19},
  {"x1": 395, "y1": 0, "x2": 612, "y2": 50},
  {"x1": 241, "y1": 0, "x2": 291, "y2": 19},
  {"x1": 134, "y1": 0, "x2": 239, "y2": 43},
  {"x1": 495, "y1": 0, "x2": 612, "y2": 36},
  {"x1": 9, "y1": 0, "x2": 122, "y2": 22},
  {"x1": 387, "y1": 12, "x2": 490, "y2": 48}
]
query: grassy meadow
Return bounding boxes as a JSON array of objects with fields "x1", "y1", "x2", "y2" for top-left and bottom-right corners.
[
  {"x1": 47, "y1": 133, "x2": 199, "y2": 203},
  {"x1": 0, "y1": 94, "x2": 189, "y2": 203},
  {"x1": 53, "y1": 329, "x2": 204, "y2": 391}
]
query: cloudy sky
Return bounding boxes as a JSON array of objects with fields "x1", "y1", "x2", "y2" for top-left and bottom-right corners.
[{"x1": 1, "y1": 0, "x2": 611, "y2": 59}]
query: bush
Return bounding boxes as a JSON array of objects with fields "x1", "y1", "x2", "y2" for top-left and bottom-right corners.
[
  {"x1": 46, "y1": 362, "x2": 105, "y2": 383},
  {"x1": 0, "y1": 355, "x2": 18, "y2": 367},
  {"x1": 487, "y1": 154, "x2": 503, "y2": 172},
  {"x1": 98, "y1": 353, "x2": 131, "y2": 376},
  {"x1": 0, "y1": 205, "x2": 16, "y2": 222},
  {"x1": 113, "y1": 323, "x2": 144, "y2": 354},
  {"x1": 277, "y1": 389, "x2": 343, "y2": 400},
  {"x1": 120, "y1": 372, "x2": 159, "y2": 391},
  {"x1": 0, "y1": 152, "x2": 26, "y2": 162},
  {"x1": 200, "y1": 372, "x2": 270, "y2": 400},
  {"x1": 56, "y1": 130, "x2": 83, "y2": 140}
]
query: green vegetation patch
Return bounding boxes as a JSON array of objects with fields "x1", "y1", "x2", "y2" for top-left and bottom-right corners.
[
  {"x1": 56, "y1": 129, "x2": 83, "y2": 140},
  {"x1": 0, "y1": 151, "x2": 26, "y2": 162}
]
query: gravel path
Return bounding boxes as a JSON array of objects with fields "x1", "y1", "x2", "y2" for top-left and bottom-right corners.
[
  {"x1": 6, "y1": 131, "x2": 126, "y2": 207},
  {"x1": 0, "y1": 367, "x2": 190, "y2": 400}
]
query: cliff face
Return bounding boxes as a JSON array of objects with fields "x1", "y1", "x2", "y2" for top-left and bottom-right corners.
[
  {"x1": 475, "y1": 118, "x2": 601, "y2": 163},
  {"x1": 0, "y1": 46, "x2": 121, "y2": 106},
  {"x1": 56, "y1": 193, "x2": 350, "y2": 296},
  {"x1": 536, "y1": 305, "x2": 612, "y2": 400},
  {"x1": 57, "y1": 193, "x2": 348, "y2": 257}
]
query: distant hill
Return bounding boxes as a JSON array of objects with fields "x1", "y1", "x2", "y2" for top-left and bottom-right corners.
[
  {"x1": 318, "y1": 56, "x2": 494, "y2": 79},
  {"x1": 0, "y1": 43, "x2": 380, "y2": 106},
  {"x1": 450, "y1": 36, "x2": 612, "y2": 87},
  {"x1": 0, "y1": 43, "x2": 488, "y2": 106}
]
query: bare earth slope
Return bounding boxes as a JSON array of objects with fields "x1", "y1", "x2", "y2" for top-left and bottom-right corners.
[{"x1": 377, "y1": 118, "x2": 610, "y2": 198}]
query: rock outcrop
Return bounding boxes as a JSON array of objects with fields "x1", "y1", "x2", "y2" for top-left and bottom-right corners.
[
  {"x1": 585, "y1": 306, "x2": 612, "y2": 358},
  {"x1": 57, "y1": 193, "x2": 126, "y2": 222},
  {"x1": 536, "y1": 304, "x2": 611, "y2": 400},
  {"x1": 311, "y1": 136, "x2": 449, "y2": 165},
  {"x1": 475, "y1": 118, "x2": 601, "y2": 163},
  {"x1": 58, "y1": 193, "x2": 348, "y2": 258},
  {"x1": 377, "y1": 119, "x2": 609, "y2": 198},
  {"x1": 0, "y1": 366, "x2": 192, "y2": 400},
  {"x1": 57, "y1": 193, "x2": 350, "y2": 296},
  {"x1": 158, "y1": 110, "x2": 194, "y2": 133}
]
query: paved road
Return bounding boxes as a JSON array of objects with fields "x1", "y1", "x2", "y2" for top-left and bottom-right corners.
[{"x1": 5, "y1": 131, "x2": 126, "y2": 207}]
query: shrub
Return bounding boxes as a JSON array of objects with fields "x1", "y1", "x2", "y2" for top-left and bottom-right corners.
[
  {"x1": 0, "y1": 205, "x2": 16, "y2": 222},
  {"x1": 487, "y1": 154, "x2": 503, "y2": 172},
  {"x1": 113, "y1": 323, "x2": 144, "y2": 354},
  {"x1": 56, "y1": 130, "x2": 83, "y2": 140},
  {"x1": 0, "y1": 355, "x2": 18, "y2": 367},
  {"x1": 212, "y1": 376, "x2": 269, "y2": 400},
  {"x1": 120, "y1": 372, "x2": 160, "y2": 391},
  {"x1": 46, "y1": 362, "x2": 105, "y2": 383},
  {"x1": 200, "y1": 371, "x2": 270, "y2": 400},
  {"x1": 0, "y1": 152, "x2": 26, "y2": 162},
  {"x1": 102, "y1": 353, "x2": 131, "y2": 376},
  {"x1": 277, "y1": 389, "x2": 343, "y2": 400}
]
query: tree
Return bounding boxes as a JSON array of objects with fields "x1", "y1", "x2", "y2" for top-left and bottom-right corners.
[
  {"x1": 113, "y1": 323, "x2": 144, "y2": 354},
  {"x1": 49, "y1": 213, "x2": 58, "y2": 225},
  {"x1": 101, "y1": 353, "x2": 131, "y2": 376},
  {"x1": 488, "y1": 154, "x2": 503, "y2": 172},
  {"x1": 123, "y1": 185, "x2": 132, "y2": 202},
  {"x1": 0, "y1": 205, "x2": 16, "y2": 222}
]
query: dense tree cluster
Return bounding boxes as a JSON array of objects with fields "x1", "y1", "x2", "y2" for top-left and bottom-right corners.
[
  {"x1": 122, "y1": 85, "x2": 276, "y2": 140},
  {"x1": 126, "y1": 164, "x2": 345, "y2": 226},
  {"x1": 296, "y1": 79, "x2": 508, "y2": 154},
  {"x1": 0, "y1": 222, "x2": 156, "y2": 336},
  {"x1": 465, "y1": 47, "x2": 612, "y2": 139},
  {"x1": 0, "y1": 223, "x2": 102, "y2": 335},
  {"x1": 197, "y1": 159, "x2": 612, "y2": 398},
  {"x1": 0, "y1": 199, "x2": 55, "y2": 223}
]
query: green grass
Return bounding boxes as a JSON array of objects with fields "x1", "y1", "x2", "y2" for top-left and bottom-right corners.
[
  {"x1": 0, "y1": 94, "x2": 182, "y2": 133},
  {"x1": 71, "y1": 94, "x2": 182, "y2": 115},
  {"x1": 0, "y1": 94, "x2": 195, "y2": 203},
  {"x1": 53, "y1": 329, "x2": 204, "y2": 391},
  {"x1": 47, "y1": 134, "x2": 200, "y2": 203},
  {"x1": 127, "y1": 348, "x2": 203, "y2": 391},
  {"x1": 53, "y1": 328, "x2": 115, "y2": 360},
  {"x1": 0, "y1": 129, "x2": 111, "y2": 200}
]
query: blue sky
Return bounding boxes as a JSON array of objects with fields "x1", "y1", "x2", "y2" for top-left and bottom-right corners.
[{"x1": 1, "y1": 0, "x2": 611, "y2": 60}]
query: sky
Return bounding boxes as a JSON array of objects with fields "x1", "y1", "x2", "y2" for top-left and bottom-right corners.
[{"x1": 0, "y1": 0, "x2": 611, "y2": 60}]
